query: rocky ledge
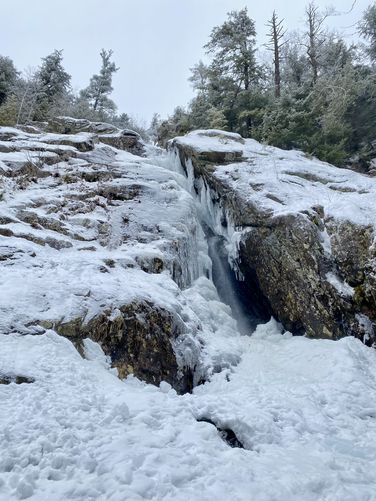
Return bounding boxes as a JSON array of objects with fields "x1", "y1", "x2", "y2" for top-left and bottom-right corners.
[
  {"x1": 171, "y1": 130, "x2": 376, "y2": 346},
  {"x1": 0, "y1": 119, "x2": 219, "y2": 392}
]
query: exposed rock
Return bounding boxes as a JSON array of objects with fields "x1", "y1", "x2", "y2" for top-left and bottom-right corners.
[
  {"x1": 48, "y1": 301, "x2": 193, "y2": 393},
  {"x1": 0, "y1": 372, "x2": 34, "y2": 384},
  {"x1": 172, "y1": 130, "x2": 245, "y2": 166},
  {"x1": 38, "y1": 132, "x2": 97, "y2": 152},
  {"x1": 48, "y1": 117, "x2": 146, "y2": 156},
  {"x1": 98, "y1": 130, "x2": 146, "y2": 156},
  {"x1": 172, "y1": 130, "x2": 376, "y2": 345},
  {"x1": 48, "y1": 116, "x2": 118, "y2": 135}
]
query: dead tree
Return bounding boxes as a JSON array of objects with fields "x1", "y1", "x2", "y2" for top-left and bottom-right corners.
[
  {"x1": 305, "y1": 2, "x2": 327, "y2": 84},
  {"x1": 266, "y1": 11, "x2": 287, "y2": 98}
]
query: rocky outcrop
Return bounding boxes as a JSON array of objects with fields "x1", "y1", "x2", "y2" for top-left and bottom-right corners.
[
  {"x1": 172, "y1": 130, "x2": 376, "y2": 345},
  {"x1": 48, "y1": 116, "x2": 118, "y2": 135},
  {"x1": 0, "y1": 121, "x2": 203, "y2": 392},
  {"x1": 42, "y1": 301, "x2": 193, "y2": 393},
  {"x1": 98, "y1": 130, "x2": 146, "y2": 156},
  {"x1": 48, "y1": 116, "x2": 146, "y2": 156}
]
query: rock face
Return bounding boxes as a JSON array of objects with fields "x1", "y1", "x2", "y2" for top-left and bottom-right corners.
[
  {"x1": 98, "y1": 130, "x2": 146, "y2": 156},
  {"x1": 47, "y1": 301, "x2": 193, "y2": 393},
  {"x1": 0, "y1": 120, "x2": 206, "y2": 392},
  {"x1": 171, "y1": 130, "x2": 376, "y2": 345},
  {"x1": 48, "y1": 116, "x2": 146, "y2": 156}
]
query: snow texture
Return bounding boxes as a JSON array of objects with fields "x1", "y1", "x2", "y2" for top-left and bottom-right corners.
[
  {"x1": 174, "y1": 130, "x2": 376, "y2": 228},
  {"x1": 2, "y1": 127, "x2": 376, "y2": 500},
  {"x1": 1, "y1": 323, "x2": 376, "y2": 500}
]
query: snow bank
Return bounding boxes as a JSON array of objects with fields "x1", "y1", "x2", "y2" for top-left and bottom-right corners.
[{"x1": 1, "y1": 323, "x2": 376, "y2": 500}]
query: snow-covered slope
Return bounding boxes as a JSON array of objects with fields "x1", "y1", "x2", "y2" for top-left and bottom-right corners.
[
  {"x1": 2, "y1": 124, "x2": 376, "y2": 500},
  {"x1": 174, "y1": 130, "x2": 376, "y2": 226},
  {"x1": 1, "y1": 323, "x2": 376, "y2": 500}
]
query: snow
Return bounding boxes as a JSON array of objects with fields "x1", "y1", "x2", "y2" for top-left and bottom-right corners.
[
  {"x1": 175, "y1": 131, "x2": 376, "y2": 228},
  {"x1": 2, "y1": 126, "x2": 376, "y2": 500},
  {"x1": 1, "y1": 323, "x2": 376, "y2": 500},
  {"x1": 175, "y1": 130, "x2": 244, "y2": 154},
  {"x1": 326, "y1": 272, "x2": 354, "y2": 298}
]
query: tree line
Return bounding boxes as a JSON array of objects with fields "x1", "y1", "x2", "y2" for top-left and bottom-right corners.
[
  {"x1": 0, "y1": 48, "x2": 144, "y2": 134},
  {"x1": 155, "y1": 2, "x2": 376, "y2": 168},
  {"x1": 1, "y1": 2, "x2": 375, "y2": 168}
]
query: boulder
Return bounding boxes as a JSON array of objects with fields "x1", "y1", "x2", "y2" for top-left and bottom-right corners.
[
  {"x1": 98, "y1": 130, "x2": 146, "y2": 156},
  {"x1": 48, "y1": 300, "x2": 194, "y2": 393},
  {"x1": 48, "y1": 116, "x2": 118, "y2": 135}
]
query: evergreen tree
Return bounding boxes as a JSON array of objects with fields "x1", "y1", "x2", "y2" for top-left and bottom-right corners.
[
  {"x1": 359, "y1": 3, "x2": 376, "y2": 62},
  {"x1": 0, "y1": 56, "x2": 18, "y2": 106},
  {"x1": 34, "y1": 50, "x2": 71, "y2": 120},
  {"x1": 207, "y1": 107, "x2": 228, "y2": 130},
  {"x1": 205, "y1": 8, "x2": 257, "y2": 92},
  {"x1": 81, "y1": 49, "x2": 119, "y2": 117},
  {"x1": 204, "y1": 8, "x2": 260, "y2": 135}
]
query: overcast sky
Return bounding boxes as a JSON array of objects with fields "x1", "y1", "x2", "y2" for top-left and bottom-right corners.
[{"x1": 1, "y1": 0, "x2": 371, "y2": 123}]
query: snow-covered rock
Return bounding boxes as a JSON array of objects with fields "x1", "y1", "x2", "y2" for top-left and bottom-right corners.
[
  {"x1": 171, "y1": 130, "x2": 376, "y2": 345},
  {"x1": 0, "y1": 126, "x2": 215, "y2": 391},
  {"x1": 2, "y1": 126, "x2": 376, "y2": 500},
  {"x1": 48, "y1": 116, "x2": 146, "y2": 156}
]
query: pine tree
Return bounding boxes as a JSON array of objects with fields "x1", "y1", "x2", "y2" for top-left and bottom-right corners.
[
  {"x1": 81, "y1": 49, "x2": 119, "y2": 116},
  {"x1": 359, "y1": 4, "x2": 376, "y2": 62},
  {"x1": 33, "y1": 50, "x2": 71, "y2": 120},
  {"x1": 207, "y1": 107, "x2": 228, "y2": 130},
  {"x1": 204, "y1": 8, "x2": 260, "y2": 135},
  {"x1": 205, "y1": 8, "x2": 257, "y2": 93},
  {"x1": 0, "y1": 56, "x2": 18, "y2": 106},
  {"x1": 0, "y1": 94, "x2": 18, "y2": 125}
]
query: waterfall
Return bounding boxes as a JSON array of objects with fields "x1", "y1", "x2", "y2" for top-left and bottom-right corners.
[{"x1": 150, "y1": 148, "x2": 262, "y2": 335}]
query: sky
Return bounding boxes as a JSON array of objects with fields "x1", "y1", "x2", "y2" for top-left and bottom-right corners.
[{"x1": 1, "y1": 0, "x2": 372, "y2": 124}]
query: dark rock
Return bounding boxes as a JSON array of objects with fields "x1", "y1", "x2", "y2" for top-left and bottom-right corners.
[
  {"x1": 99, "y1": 130, "x2": 146, "y2": 156},
  {"x1": 197, "y1": 417, "x2": 244, "y2": 449},
  {"x1": 173, "y1": 133, "x2": 376, "y2": 345},
  {"x1": 50, "y1": 300, "x2": 193, "y2": 393},
  {"x1": 0, "y1": 373, "x2": 35, "y2": 384}
]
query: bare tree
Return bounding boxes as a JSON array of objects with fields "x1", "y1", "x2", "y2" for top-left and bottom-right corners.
[
  {"x1": 266, "y1": 11, "x2": 287, "y2": 97},
  {"x1": 305, "y1": 2, "x2": 327, "y2": 84},
  {"x1": 16, "y1": 68, "x2": 41, "y2": 125}
]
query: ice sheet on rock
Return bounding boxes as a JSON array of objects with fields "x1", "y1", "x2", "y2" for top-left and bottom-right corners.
[{"x1": 326, "y1": 272, "x2": 354, "y2": 298}]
